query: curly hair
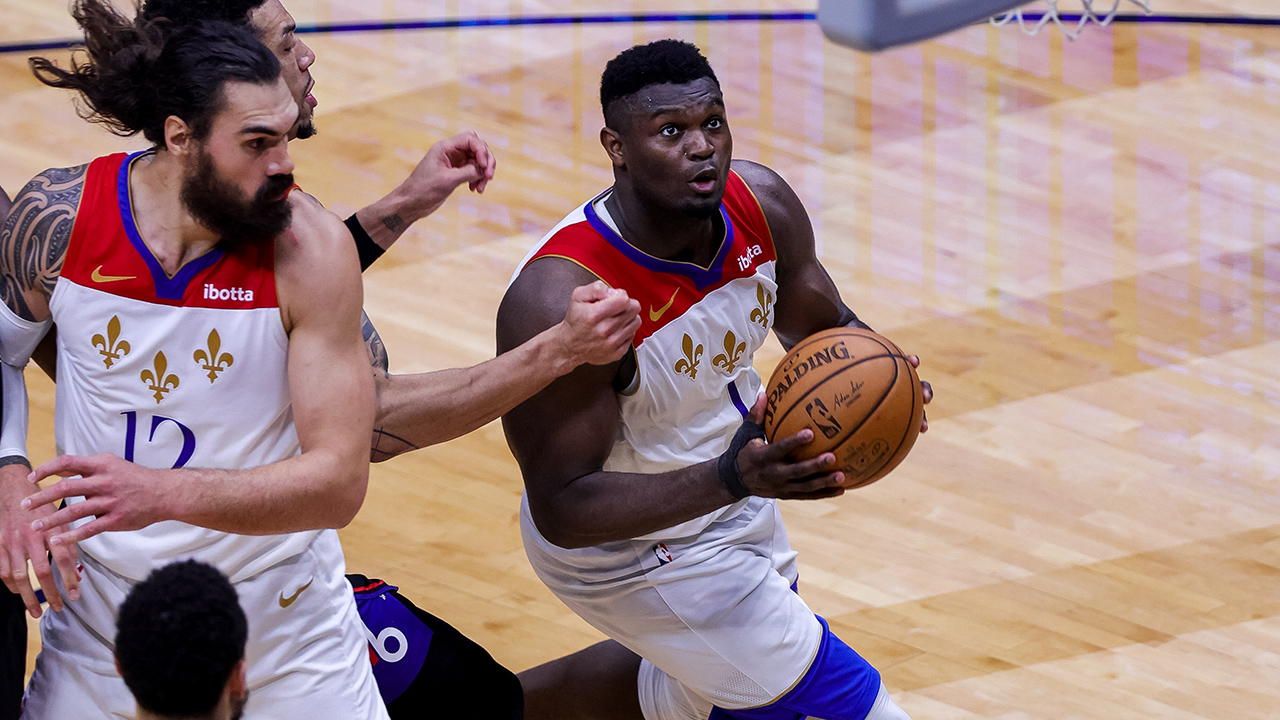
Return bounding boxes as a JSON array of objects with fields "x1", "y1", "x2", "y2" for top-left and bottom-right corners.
[
  {"x1": 115, "y1": 560, "x2": 248, "y2": 717},
  {"x1": 29, "y1": 0, "x2": 280, "y2": 146},
  {"x1": 600, "y1": 39, "x2": 720, "y2": 129}
]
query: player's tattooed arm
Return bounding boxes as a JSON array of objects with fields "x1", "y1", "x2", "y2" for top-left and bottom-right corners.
[
  {"x1": 360, "y1": 310, "x2": 426, "y2": 461},
  {"x1": 353, "y1": 131, "x2": 496, "y2": 255},
  {"x1": 0, "y1": 165, "x2": 87, "y2": 322},
  {"x1": 362, "y1": 310, "x2": 390, "y2": 379}
]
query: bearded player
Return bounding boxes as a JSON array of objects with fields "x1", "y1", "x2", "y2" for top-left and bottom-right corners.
[
  {"x1": 0, "y1": 9, "x2": 387, "y2": 717},
  {"x1": 132, "y1": 0, "x2": 640, "y2": 462},
  {"x1": 500, "y1": 41, "x2": 931, "y2": 720}
]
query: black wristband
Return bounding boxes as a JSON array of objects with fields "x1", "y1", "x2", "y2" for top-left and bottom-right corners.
[
  {"x1": 846, "y1": 315, "x2": 874, "y2": 332},
  {"x1": 0, "y1": 455, "x2": 31, "y2": 471},
  {"x1": 345, "y1": 214, "x2": 385, "y2": 272},
  {"x1": 717, "y1": 418, "x2": 766, "y2": 500}
]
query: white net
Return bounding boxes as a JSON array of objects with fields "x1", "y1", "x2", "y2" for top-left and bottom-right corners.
[{"x1": 991, "y1": 0, "x2": 1154, "y2": 39}]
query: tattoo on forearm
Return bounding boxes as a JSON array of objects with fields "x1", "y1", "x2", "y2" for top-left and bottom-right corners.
[
  {"x1": 370, "y1": 426, "x2": 421, "y2": 463},
  {"x1": 0, "y1": 166, "x2": 86, "y2": 321},
  {"x1": 361, "y1": 311, "x2": 390, "y2": 378},
  {"x1": 381, "y1": 213, "x2": 405, "y2": 234}
]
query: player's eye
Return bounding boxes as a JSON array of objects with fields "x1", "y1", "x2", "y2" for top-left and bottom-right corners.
[
  {"x1": 706, "y1": 117, "x2": 723, "y2": 129},
  {"x1": 660, "y1": 125, "x2": 679, "y2": 137}
]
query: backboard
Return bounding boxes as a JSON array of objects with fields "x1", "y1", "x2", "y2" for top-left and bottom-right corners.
[{"x1": 817, "y1": 0, "x2": 1031, "y2": 51}]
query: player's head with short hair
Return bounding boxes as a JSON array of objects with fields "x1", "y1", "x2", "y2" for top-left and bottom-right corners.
[
  {"x1": 598, "y1": 40, "x2": 730, "y2": 221},
  {"x1": 600, "y1": 39, "x2": 720, "y2": 130},
  {"x1": 116, "y1": 560, "x2": 249, "y2": 720},
  {"x1": 141, "y1": 0, "x2": 319, "y2": 140}
]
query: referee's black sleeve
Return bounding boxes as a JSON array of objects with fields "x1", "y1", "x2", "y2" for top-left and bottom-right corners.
[{"x1": 345, "y1": 214, "x2": 385, "y2": 272}]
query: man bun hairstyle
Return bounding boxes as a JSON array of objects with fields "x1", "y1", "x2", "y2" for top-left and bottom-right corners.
[
  {"x1": 30, "y1": 0, "x2": 280, "y2": 146},
  {"x1": 600, "y1": 39, "x2": 720, "y2": 129},
  {"x1": 116, "y1": 560, "x2": 248, "y2": 717}
]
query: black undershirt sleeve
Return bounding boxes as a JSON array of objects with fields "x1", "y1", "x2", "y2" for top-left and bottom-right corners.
[{"x1": 345, "y1": 214, "x2": 385, "y2": 272}]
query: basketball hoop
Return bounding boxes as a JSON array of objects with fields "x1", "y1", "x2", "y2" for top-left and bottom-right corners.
[{"x1": 991, "y1": 0, "x2": 1155, "y2": 40}]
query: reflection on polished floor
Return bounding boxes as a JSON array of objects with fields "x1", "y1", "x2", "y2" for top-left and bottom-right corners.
[{"x1": 1, "y1": 1, "x2": 1277, "y2": 717}]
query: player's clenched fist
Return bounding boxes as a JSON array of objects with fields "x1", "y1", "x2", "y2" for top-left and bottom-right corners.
[{"x1": 558, "y1": 281, "x2": 642, "y2": 367}]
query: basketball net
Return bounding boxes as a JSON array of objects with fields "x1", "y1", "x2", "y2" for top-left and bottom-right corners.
[{"x1": 991, "y1": 0, "x2": 1154, "y2": 40}]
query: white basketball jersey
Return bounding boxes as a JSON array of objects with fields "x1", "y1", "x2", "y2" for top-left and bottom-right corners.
[
  {"x1": 514, "y1": 170, "x2": 778, "y2": 540},
  {"x1": 49, "y1": 151, "x2": 322, "y2": 583}
]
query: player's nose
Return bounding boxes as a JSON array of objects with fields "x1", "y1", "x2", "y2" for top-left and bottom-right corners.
[
  {"x1": 686, "y1": 129, "x2": 714, "y2": 159},
  {"x1": 298, "y1": 39, "x2": 315, "y2": 71},
  {"x1": 271, "y1": 148, "x2": 296, "y2": 177}
]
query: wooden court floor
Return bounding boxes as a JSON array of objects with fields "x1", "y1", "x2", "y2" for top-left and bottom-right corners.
[{"x1": 1, "y1": 1, "x2": 1278, "y2": 717}]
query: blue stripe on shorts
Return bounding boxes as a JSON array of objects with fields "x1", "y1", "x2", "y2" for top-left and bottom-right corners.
[{"x1": 708, "y1": 615, "x2": 881, "y2": 720}]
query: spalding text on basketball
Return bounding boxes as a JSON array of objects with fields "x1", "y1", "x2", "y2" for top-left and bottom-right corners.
[{"x1": 764, "y1": 340, "x2": 852, "y2": 427}]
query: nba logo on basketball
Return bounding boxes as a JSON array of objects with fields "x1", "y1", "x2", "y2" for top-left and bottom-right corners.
[{"x1": 653, "y1": 543, "x2": 674, "y2": 565}]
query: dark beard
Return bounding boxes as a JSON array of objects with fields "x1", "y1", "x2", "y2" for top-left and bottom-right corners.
[
  {"x1": 180, "y1": 148, "x2": 294, "y2": 247},
  {"x1": 295, "y1": 118, "x2": 317, "y2": 140}
]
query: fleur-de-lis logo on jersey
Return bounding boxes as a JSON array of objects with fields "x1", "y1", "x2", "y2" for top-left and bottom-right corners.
[
  {"x1": 673, "y1": 334, "x2": 703, "y2": 380},
  {"x1": 712, "y1": 330, "x2": 747, "y2": 375},
  {"x1": 91, "y1": 315, "x2": 130, "y2": 369},
  {"x1": 141, "y1": 351, "x2": 180, "y2": 403},
  {"x1": 194, "y1": 329, "x2": 234, "y2": 383},
  {"x1": 750, "y1": 283, "x2": 773, "y2": 329}
]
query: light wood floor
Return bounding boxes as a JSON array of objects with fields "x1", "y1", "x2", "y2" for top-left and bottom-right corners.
[{"x1": 2, "y1": 1, "x2": 1278, "y2": 717}]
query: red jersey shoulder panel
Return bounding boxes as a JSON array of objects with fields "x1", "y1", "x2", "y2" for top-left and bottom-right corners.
[
  {"x1": 523, "y1": 175, "x2": 777, "y2": 345},
  {"x1": 59, "y1": 151, "x2": 278, "y2": 309}
]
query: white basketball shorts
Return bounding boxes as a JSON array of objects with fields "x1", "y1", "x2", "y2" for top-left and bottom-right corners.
[
  {"x1": 522, "y1": 494, "x2": 826, "y2": 709},
  {"x1": 23, "y1": 530, "x2": 389, "y2": 719}
]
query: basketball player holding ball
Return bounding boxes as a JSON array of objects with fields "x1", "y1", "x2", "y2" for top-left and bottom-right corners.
[{"x1": 500, "y1": 41, "x2": 932, "y2": 720}]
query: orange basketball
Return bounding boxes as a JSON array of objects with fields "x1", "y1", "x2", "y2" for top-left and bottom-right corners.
[{"x1": 762, "y1": 327, "x2": 924, "y2": 489}]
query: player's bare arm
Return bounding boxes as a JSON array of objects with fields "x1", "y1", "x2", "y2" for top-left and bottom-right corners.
[
  {"x1": 353, "y1": 131, "x2": 496, "y2": 252},
  {"x1": 734, "y1": 159, "x2": 934, "y2": 428},
  {"x1": 0, "y1": 167, "x2": 85, "y2": 615},
  {"x1": 25, "y1": 194, "x2": 375, "y2": 542},
  {"x1": 499, "y1": 258, "x2": 845, "y2": 549},
  {"x1": 368, "y1": 280, "x2": 639, "y2": 461}
]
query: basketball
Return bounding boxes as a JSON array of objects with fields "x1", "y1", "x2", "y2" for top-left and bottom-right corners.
[{"x1": 762, "y1": 327, "x2": 924, "y2": 489}]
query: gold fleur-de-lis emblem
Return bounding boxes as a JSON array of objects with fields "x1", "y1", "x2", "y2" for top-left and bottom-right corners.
[
  {"x1": 91, "y1": 315, "x2": 130, "y2": 369},
  {"x1": 140, "y1": 351, "x2": 180, "y2": 403},
  {"x1": 750, "y1": 283, "x2": 773, "y2": 328},
  {"x1": 712, "y1": 330, "x2": 747, "y2": 375},
  {"x1": 194, "y1": 329, "x2": 234, "y2": 383},
  {"x1": 673, "y1": 333, "x2": 703, "y2": 380}
]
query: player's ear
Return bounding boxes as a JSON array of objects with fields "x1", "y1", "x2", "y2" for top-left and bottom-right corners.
[
  {"x1": 226, "y1": 658, "x2": 247, "y2": 700},
  {"x1": 164, "y1": 115, "x2": 195, "y2": 157},
  {"x1": 600, "y1": 126, "x2": 626, "y2": 169}
]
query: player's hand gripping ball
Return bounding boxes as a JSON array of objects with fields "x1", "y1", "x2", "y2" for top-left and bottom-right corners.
[{"x1": 763, "y1": 327, "x2": 924, "y2": 489}]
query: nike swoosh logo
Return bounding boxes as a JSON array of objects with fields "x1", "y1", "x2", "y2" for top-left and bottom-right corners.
[
  {"x1": 91, "y1": 265, "x2": 136, "y2": 283},
  {"x1": 278, "y1": 578, "x2": 314, "y2": 608},
  {"x1": 649, "y1": 289, "x2": 679, "y2": 323}
]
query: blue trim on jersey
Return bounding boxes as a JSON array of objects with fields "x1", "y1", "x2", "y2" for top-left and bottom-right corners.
[
  {"x1": 707, "y1": 616, "x2": 880, "y2": 720},
  {"x1": 582, "y1": 195, "x2": 735, "y2": 291},
  {"x1": 727, "y1": 380, "x2": 750, "y2": 418},
  {"x1": 117, "y1": 151, "x2": 225, "y2": 301}
]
